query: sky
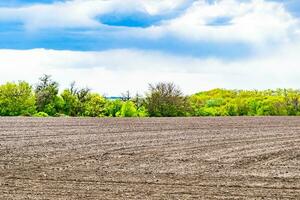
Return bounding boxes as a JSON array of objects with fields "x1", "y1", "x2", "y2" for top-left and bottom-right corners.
[{"x1": 0, "y1": 0, "x2": 300, "y2": 96}]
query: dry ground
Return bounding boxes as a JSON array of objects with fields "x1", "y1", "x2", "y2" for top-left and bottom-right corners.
[{"x1": 0, "y1": 117, "x2": 299, "y2": 199}]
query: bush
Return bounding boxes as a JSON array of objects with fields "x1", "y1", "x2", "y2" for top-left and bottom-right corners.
[
  {"x1": 83, "y1": 94, "x2": 106, "y2": 117},
  {"x1": 137, "y1": 106, "x2": 148, "y2": 117},
  {"x1": 118, "y1": 101, "x2": 138, "y2": 117},
  {"x1": 104, "y1": 100, "x2": 123, "y2": 117},
  {"x1": 33, "y1": 112, "x2": 49, "y2": 117}
]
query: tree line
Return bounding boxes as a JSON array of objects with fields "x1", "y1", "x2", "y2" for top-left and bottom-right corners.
[{"x1": 1, "y1": 75, "x2": 300, "y2": 117}]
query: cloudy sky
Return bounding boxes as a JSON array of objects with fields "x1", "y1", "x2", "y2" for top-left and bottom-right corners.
[{"x1": 0, "y1": 0, "x2": 299, "y2": 96}]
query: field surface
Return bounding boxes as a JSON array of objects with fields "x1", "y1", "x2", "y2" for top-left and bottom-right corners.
[{"x1": 0, "y1": 117, "x2": 299, "y2": 199}]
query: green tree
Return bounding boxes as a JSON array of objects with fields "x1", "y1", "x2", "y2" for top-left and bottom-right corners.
[
  {"x1": 118, "y1": 101, "x2": 138, "y2": 117},
  {"x1": 0, "y1": 81, "x2": 36, "y2": 116},
  {"x1": 145, "y1": 82, "x2": 190, "y2": 117},
  {"x1": 35, "y1": 75, "x2": 60, "y2": 115},
  {"x1": 104, "y1": 99, "x2": 123, "y2": 117},
  {"x1": 61, "y1": 82, "x2": 91, "y2": 116},
  {"x1": 257, "y1": 96, "x2": 287, "y2": 116},
  {"x1": 61, "y1": 89, "x2": 80, "y2": 116},
  {"x1": 137, "y1": 106, "x2": 148, "y2": 117},
  {"x1": 283, "y1": 89, "x2": 300, "y2": 115},
  {"x1": 84, "y1": 93, "x2": 107, "y2": 117}
]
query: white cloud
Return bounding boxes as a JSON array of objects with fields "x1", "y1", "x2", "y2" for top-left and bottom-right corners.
[
  {"x1": 0, "y1": 0, "x2": 298, "y2": 45},
  {"x1": 0, "y1": 0, "x2": 300, "y2": 95},
  {"x1": 1, "y1": 40, "x2": 300, "y2": 96},
  {"x1": 0, "y1": 0, "x2": 187, "y2": 30},
  {"x1": 161, "y1": 0, "x2": 299, "y2": 44},
  {"x1": 0, "y1": 1, "x2": 105, "y2": 30}
]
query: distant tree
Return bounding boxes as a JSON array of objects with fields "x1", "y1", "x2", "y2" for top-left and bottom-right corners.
[
  {"x1": 137, "y1": 106, "x2": 148, "y2": 117},
  {"x1": 61, "y1": 89, "x2": 80, "y2": 116},
  {"x1": 145, "y1": 82, "x2": 190, "y2": 117},
  {"x1": 35, "y1": 74, "x2": 60, "y2": 115},
  {"x1": 132, "y1": 93, "x2": 148, "y2": 117},
  {"x1": 84, "y1": 93, "x2": 107, "y2": 117},
  {"x1": 0, "y1": 81, "x2": 36, "y2": 116},
  {"x1": 61, "y1": 82, "x2": 91, "y2": 116},
  {"x1": 4, "y1": 75, "x2": 300, "y2": 118},
  {"x1": 132, "y1": 93, "x2": 144, "y2": 109},
  {"x1": 257, "y1": 96, "x2": 287, "y2": 116},
  {"x1": 118, "y1": 101, "x2": 138, "y2": 117},
  {"x1": 69, "y1": 81, "x2": 78, "y2": 96},
  {"x1": 104, "y1": 99, "x2": 123, "y2": 117},
  {"x1": 283, "y1": 89, "x2": 300, "y2": 115},
  {"x1": 76, "y1": 87, "x2": 91, "y2": 103},
  {"x1": 121, "y1": 90, "x2": 131, "y2": 101}
]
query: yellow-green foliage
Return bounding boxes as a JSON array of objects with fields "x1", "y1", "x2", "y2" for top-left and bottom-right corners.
[
  {"x1": 1, "y1": 77, "x2": 300, "y2": 117},
  {"x1": 0, "y1": 81, "x2": 36, "y2": 116},
  {"x1": 33, "y1": 112, "x2": 49, "y2": 117},
  {"x1": 189, "y1": 88, "x2": 300, "y2": 116},
  {"x1": 118, "y1": 101, "x2": 138, "y2": 117},
  {"x1": 84, "y1": 93, "x2": 106, "y2": 117}
]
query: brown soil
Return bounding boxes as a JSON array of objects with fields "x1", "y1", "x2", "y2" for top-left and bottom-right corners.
[{"x1": 0, "y1": 117, "x2": 299, "y2": 199}]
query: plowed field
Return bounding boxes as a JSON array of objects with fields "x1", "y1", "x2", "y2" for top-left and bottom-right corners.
[{"x1": 0, "y1": 117, "x2": 299, "y2": 199}]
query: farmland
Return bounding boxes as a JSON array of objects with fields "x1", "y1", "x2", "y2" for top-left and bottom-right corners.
[{"x1": 0, "y1": 117, "x2": 299, "y2": 199}]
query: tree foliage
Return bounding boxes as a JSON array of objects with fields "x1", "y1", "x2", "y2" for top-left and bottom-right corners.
[
  {"x1": 145, "y1": 82, "x2": 190, "y2": 117},
  {"x1": 189, "y1": 88, "x2": 300, "y2": 116},
  {"x1": 1, "y1": 77, "x2": 300, "y2": 117},
  {"x1": 0, "y1": 81, "x2": 36, "y2": 116},
  {"x1": 105, "y1": 99, "x2": 123, "y2": 117},
  {"x1": 83, "y1": 93, "x2": 106, "y2": 117},
  {"x1": 61, "y1": 82, "x2": 92, "y2": 116},
  {"x1": 35, "y1": 75, "x2": 60, "y2": 115}
]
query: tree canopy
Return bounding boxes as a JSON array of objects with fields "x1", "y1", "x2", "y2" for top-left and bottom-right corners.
[
  {"x1": 145, "y1": 82, "x2": 190, "y2": 117},
  {"x1": 0, "y1": 81, "x2": 36, "y2": 116},
  {"x1": 1, "y1": 76, "x2": 300, "y2": 117}
]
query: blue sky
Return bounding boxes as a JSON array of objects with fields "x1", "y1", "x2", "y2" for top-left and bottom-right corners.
[{"x1": 0, "y1": 0, "x2": 300, "y2": 95}]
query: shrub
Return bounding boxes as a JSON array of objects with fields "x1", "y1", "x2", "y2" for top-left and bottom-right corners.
[
  {"x1": 118, "y1": 101, "x2": 138, "y2": 117},
  {"x1": 33, "y1": 112, "x2": 49, "y2": 117},
  {"x1": 104, "y1": 100, "x2": 123, "y2": 117}
]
